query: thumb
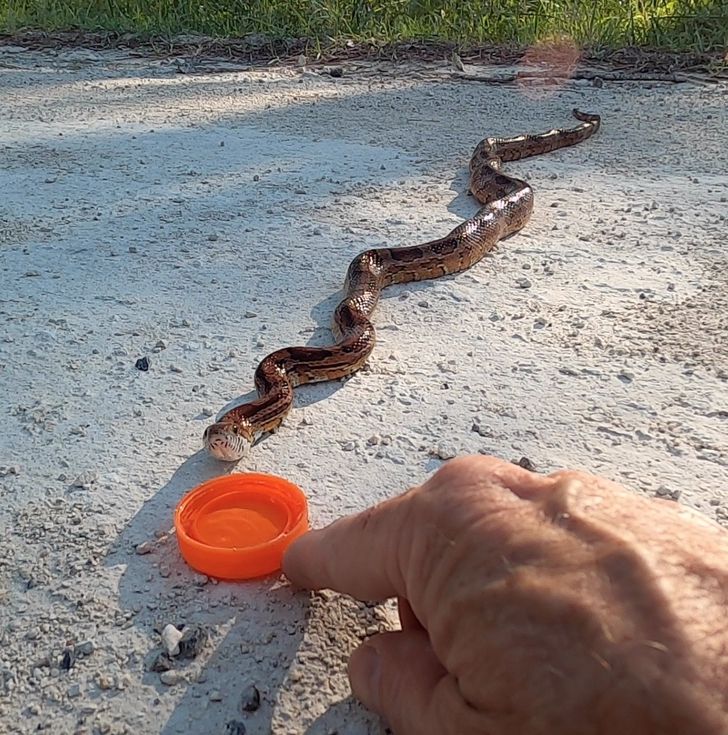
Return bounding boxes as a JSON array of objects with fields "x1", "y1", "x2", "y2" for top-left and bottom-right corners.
[{"x1": 348, "y1": 630, "x2": 448, "y2": 734}]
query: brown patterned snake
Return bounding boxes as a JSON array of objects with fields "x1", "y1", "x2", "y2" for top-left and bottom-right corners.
[{"x1": 204, "y1": 109, "x2": 601, "y2": 461}]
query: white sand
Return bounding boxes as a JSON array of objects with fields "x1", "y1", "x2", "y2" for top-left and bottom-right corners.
[{"x1": 0, "y1": 45, "x2": 726, "y2": 734}]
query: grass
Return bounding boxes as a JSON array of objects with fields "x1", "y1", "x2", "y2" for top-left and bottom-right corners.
[{"x1": 0, "y1": 0, "x2": 726, "y2": 52}]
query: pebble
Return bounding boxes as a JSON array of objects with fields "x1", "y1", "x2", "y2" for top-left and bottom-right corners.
[
  {"x1": 161, "y1": 624, "x2": 184, "y2": 657},
  {"x1": 67, "y1": 683, "x2": 81, "y2": 698},
  {"x1": 75, "y1": 640, "x2": 95, "y2": 657},
  {"x1": 0, "y1": 466, "x2": 18, "y2": 477},
  {"x1": 96, "y1": 674, "x2": 114, "y2": 690},
  {"x1": 516, "y1": 277, "x2": 532, "y2": 289},
  {"x1": 433, "y1": 443, "x2": 457, "y2": 460},
  {"x1": 655, "y1": 485, "x2": 681, "y2": 501},
  {"x1": 149, "y1": 651, "x2": 173, "y2": 673},
  {"x1": 209, "y1": 690, "x2": 223, "y2": 702},
  {"x1": 239, "y1": 683, "x2": 261, "y2": 712},
  {"x1": 159, "y1": 670, "x2": 182, "y2": 686},
  {"x1": 71, "y1": 471, "x2": 97, "y2": 489},
  {"x1": 135, "y1": 356, "x2": 150, "y2": 371},
  {"x1": 225, "y1": 721, "x2": 247, "y2": 735},
  {"x1": 178, "y1": 625, "x2": 209, "y2": 659},
  {"x1": 152, "y1": 340, "x2": 167, "y2": 352},
  {"x1": 135, "y1": 540, "x2": 154, "y2": 555},
  {"x1": 244, "y1": 311, "x2": 257, "y2": 318},
  {"x1": 513, "y1": 456, "x2": 537, "y2": 472}
]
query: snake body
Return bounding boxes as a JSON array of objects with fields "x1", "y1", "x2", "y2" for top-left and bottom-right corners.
[{"x1": 204, "y1": 109, "x2": 601, "y2": 461}]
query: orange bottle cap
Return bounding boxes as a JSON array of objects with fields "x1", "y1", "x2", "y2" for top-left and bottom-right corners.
[{"x1": 174, "y1": 473, "x2": 309, "y2": 581}]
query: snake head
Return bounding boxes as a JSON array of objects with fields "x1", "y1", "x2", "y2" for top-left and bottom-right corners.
[{"x1": 203, "y1": 421, "x2": 252, "y2": 462}]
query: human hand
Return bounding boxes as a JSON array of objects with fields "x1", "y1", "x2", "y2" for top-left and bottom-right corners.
[{"x1": 282, "y1": 455, "x2": 728, "y2": 735}]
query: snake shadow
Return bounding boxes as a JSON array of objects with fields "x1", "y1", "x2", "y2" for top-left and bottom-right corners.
[{"x1": 215, "y1": 167, "x2": 487, "y2": 431}]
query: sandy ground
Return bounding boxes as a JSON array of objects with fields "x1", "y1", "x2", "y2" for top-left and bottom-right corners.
[{"x1": 0, "y1": 44, "x2": 726, "y2": 734}]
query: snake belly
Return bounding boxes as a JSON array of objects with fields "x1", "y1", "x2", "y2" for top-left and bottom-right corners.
[{"x1": 204, "y1": 109, "x2": 601, "y2": 461}]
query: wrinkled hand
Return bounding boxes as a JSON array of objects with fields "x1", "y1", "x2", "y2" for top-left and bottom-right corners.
[{"x1": 283, "y1": 455, "x2": 728, "y2": 735}]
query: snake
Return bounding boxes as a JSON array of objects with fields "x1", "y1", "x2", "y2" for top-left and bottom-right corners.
[{"x1": 204, "y1": 109, "x2": 601, "y2": 461}]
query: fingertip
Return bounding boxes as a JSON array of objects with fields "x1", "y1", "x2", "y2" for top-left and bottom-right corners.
[{"x1": 281, "y1": 528, "x2": 324, "y2": 590}]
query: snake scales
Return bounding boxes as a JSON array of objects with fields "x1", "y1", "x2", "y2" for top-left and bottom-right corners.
[{"x1": 204, "y1": 109, "x2": 601, "y2": 461}]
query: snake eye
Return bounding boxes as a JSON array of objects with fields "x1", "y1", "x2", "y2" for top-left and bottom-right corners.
[{"x1": 231, "y1": 425, "x2": 239, "y2": 435}]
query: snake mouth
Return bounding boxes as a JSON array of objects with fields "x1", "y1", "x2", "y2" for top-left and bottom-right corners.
[{"x1": 203, "y1": 422, "x2": 250, "y2": 462}]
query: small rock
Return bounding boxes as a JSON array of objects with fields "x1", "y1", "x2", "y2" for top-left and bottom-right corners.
[
  {"x1": 161, "y1": 624, "x2": 184, "y2": 657},
  {"x1": 225, "y1": 721, "x2": 246, "y2": 735},
  {"x1": 135, "y1": 356, "x2": 150, "y2": 371},
  {"x1": 75, "y1": 640, "x2": 95, "y2": 657},
  {"x1": 244, "y1": 311, "x2": 257, "y2": 318},
  {"x1": 71, "y1": 471, "x2": 97, "y2": 489},
  {"x1": 433, "y1": 443, "x2": 457, "y2": 460},
  {"x1": 152, "y1": 340, "x2": 167, "y2": 353},
  {"x1": 328, "y1": 67, "x2": 343, "y2": 78},
  {"x1": 239, "y1": 683, "x2": 261, "y2": 713},
  {"x1": 160, "y1": 670, "x2": 182, "y2": 686},
  {"x1": 149, "y1": 651, "x2": 173, "y2": 673},
  {"x1": 128, "y1": 246, "x2": 138, "y2": 253},
  {"x1": 207, "y1": 234, "x2": 218, "y2": 242},
  {"x1": 341, "y1": 441, "x2": 356, "y2": 452},
  {"x1": 0, "y1": 465, "x2": 18, "y2": 477},
  {"x1": 209, "y1": 690, "x2": 223, "y2": 702},
  {"x1": 178, "y1": 625, "x2": 209, "y2": 659},
  {"x1": 513, "y1": 457, "x2": 537, "y2": 472},
  {"x1": 97, "y1": 674, "x2": 115, "y2": 690},
  {"x1": 60, "y1": 648, "x2": 76, "y2": 671},
  {"x1": 67, "y1": 683, "x2": 82, "y2": 698},
  {"x1": 135, "y1": 540, "x2": 154, "y2": 555},
  {"x1": 516, "y1": 277, "x2": 532, "y2": 289},
  {"x1": 655, "y1": 485, "x2": 681, "y2": 501}
]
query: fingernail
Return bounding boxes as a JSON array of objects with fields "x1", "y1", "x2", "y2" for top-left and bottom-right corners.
[{"x1": 349, "y1": 643, "x2": 381, "y2": 712}]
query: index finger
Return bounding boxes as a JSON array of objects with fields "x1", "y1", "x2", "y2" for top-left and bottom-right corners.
[
  {"x1": 282, "y1": 491, "x2": 413, "y2": 601},
  {"x1": 282, "y1": 455, "x2": 548, "y2": 600}
]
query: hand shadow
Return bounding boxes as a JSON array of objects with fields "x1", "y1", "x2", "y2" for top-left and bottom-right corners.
[{"x1": 105, "y1": 450, "x2": 310, "y2": 734}]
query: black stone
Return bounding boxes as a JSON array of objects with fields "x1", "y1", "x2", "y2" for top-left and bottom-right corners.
[
  {"x1": 60, "y1": 647, "x2": 75, "y2": 671},
  {"x1": 177, "y1": 625, "x2": 209, "y2": 659},
  {"x1": 239, "y1": 683, "x2": 261, "y2": 712}
]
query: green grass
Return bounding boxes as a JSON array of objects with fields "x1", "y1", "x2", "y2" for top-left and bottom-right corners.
[{"x1": 1, "y1": 0, "x2": 726, "y2": 52}]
